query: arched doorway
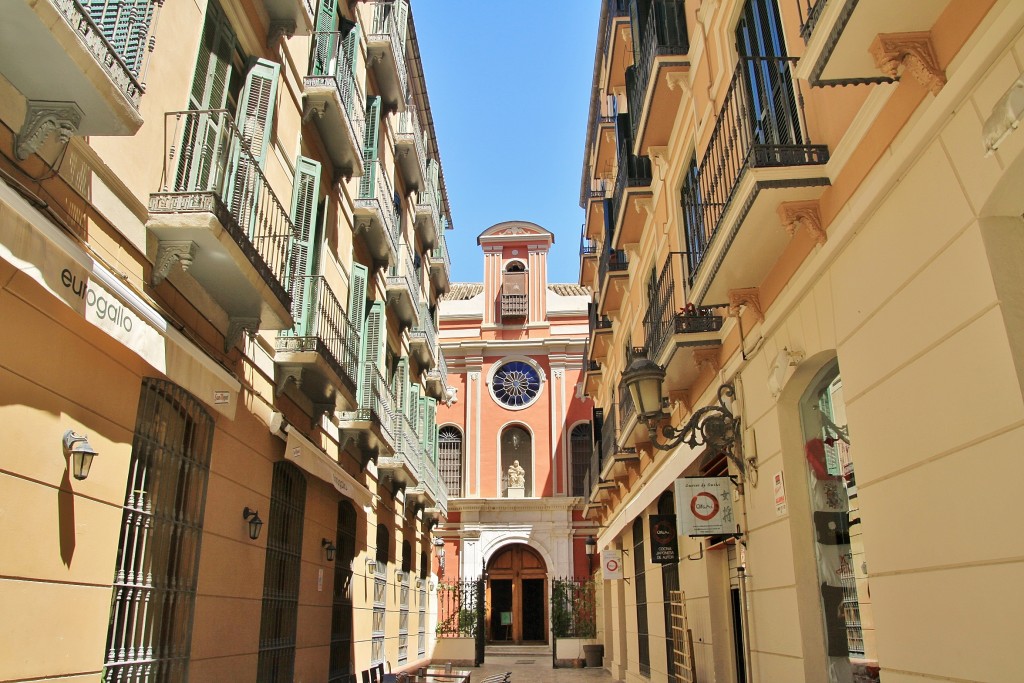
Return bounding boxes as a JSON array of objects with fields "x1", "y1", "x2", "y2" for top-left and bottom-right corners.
[{"x1": 486, "y1": 544, "x2": 547, "y2": 644}]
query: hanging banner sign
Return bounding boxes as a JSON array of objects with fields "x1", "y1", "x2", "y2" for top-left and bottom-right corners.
[
  {"x1": 649, "y1": 515, "x2": 679, "y2": 564},
  {"x1": 601, "y1": 549, "x2": 623, "y2": 580},
  {"x1": 675, "y1": 477, "x2": 736, "y2": 537}
]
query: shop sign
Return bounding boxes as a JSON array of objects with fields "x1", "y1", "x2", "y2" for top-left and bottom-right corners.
[
  {"x1": 601, "y1": 549, "x2": 623, "y2": 580},
  {"x1": 649, "y1": 514, "x2": 679, "y2": 564},
  {"x1": 674, "y1": 477, "x2": 736, "y2": 537},
  {"x1": 774, "y1": 471, "x2": 788, "y2": 516}
]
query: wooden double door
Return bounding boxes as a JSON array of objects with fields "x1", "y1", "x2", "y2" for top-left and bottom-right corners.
[{"x1": 486, "y1": 544, "x2": 547, "y2": 644}]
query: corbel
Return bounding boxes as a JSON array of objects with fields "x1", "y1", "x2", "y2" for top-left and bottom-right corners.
[
  {"x1": 276, "y1": 368, "x2": 301, "y2": 396},
  {"x1": 266, "y1": 20, "x2": 296, "y2": 48},
  {"x1": 152, "y1": 240, "x2": 197, "y2": 286},
  {"x1": 728, "y1": 287, "x2": 764, "y2": 323},
  {"x1": 225, "y1": 317, "x2": 260, "y2": 352},
  {"x1": 666, "y1": 71, "x2": 691, "y2": 95},
  {"x1": 693, "y1": 347, "x2": 721, "y2": 374},
  {"x1": 777, "y1": 199, "x2": 826, "y2": 245},
  {"x1": 16, "y1": 101, "x2": 82, "y2": 160},
  {"x1": 302, "y1": 100, "x2": 328, "y2": 123},
  {"x1": 869, "y1": 31, "x2": 946, "y2": 95}
]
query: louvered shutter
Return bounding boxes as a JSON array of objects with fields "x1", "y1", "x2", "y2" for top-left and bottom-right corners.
[
  {"x1": 288, "y1": 157, "x2": 322, "y2": 334},
  {"x1": 348, "y1": 262, "x2": 368, "y2": 393},
  {"x1": 359, "y1": 97, "x2": 382, "y2": 198},
  {"x1": 408, "y1": 384, "x2": 420, "y2": 429},
  {"x1": 361, "y1": 301, "x2": 386, "y2": 406},
  {"x1": 395, "y1": 0, "x2": 409, "y2": 49},
  {"x1": 178, "y1": 4, "x2": 235, "y2": 192},
  {"x1": 425, "y1": 397, "x2": 437, "y2": 463},
  {"x1": 227, "y1": 59, "x2": 280, "y2": 235},
  {"x1": 417, "y1": 394, "x2": 426, "y2": 448},
  {"x1": 312, "y1": 0, "x2": 338, "y2": 76},
  {"x1": 84, "y1": 0, "x2": 154, "y2": 77},
  {"x1": 338, "y1": 21, "x2": 360, "y2": 113},
  {"x1": 394, "y1": 356, "x2": 409, "y2": 415}
]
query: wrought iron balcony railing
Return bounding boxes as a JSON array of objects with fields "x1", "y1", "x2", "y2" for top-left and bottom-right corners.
[
  {"x1": 151, "y1": 109, "x2": 294, "y2": 304},
  {"x1": 580, "y1": 230, "x2": 598, "y2": 257},
  {"x1": 600, "y1": 401, "x2": 620, "y2": 470},
  {"x1": 410, "y1": 301, "x2": 437, "y2": 355},
  {"x1": 611, "y1": 117, "x2": 652, "y2": 239},
  {"x1": 393, "y1": 412, "x2": 423, "y2": 480},
  {"x1": 359, "y1": 362, "x2": 397, "y2": 444},
  {"x1": 501, "y1": 294, "x2": 528, "y2": 318},
  {"x1": 367, "y1": 0, "x2": 408, "y2": 99},
  {"x1": 307, "y1": 29, "x2": 366, "y2": 144},
  {"x1": 431, "y1": 231, "x2": 451, "y2": 274},
  {"x1": 589, "y1": 302, "x2": 613, "y2": 333},
  {"x1": 643, "y1": 253, "x2": 725, "y2": 360},
  {"x1": 619, "y1": 379, "x2": 636, "y2": 431},
  {"x1": 357, "y1": 158, "x2": 401, "y2": 257},
  {"x1": 797, "y1": 0, "x2": 830, "y2": 43},
  {"x1": 61, "y1": 0, "x2": 151, "y2": 105},
  {"x1": 277, "y1": 275, "x2": 359, "y2": 384},
  {"x1": 627, "y1": 0, "x2": 689, "y2": 140},
  {"x1": 395, "y1": 105, "x2": 427, "y2": 179},
  {"x1": 598, "y1": 248, "x2": 629, "y2": 288},
  {"x1": 683, "y1": 56, "x2": 828, "y2": 284}
]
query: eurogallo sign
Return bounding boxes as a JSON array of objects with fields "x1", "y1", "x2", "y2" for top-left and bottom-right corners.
[{"x1": 60, "y1": 267, "x2": 137, "y2": 333}]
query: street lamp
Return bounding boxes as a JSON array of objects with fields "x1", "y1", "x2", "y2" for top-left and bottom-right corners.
[
  {"x1": 322, "y1": 539, "x2": 336, "y2": 562},
  {"x1": 242, "y1": 507, "x2": 263, "y2": 540},
  {"x1": 585, "y1": 536, "x2": 597, "y2": 574},
  {"x1": 62, "y1": 430, "x2": 98, "y2": 481}
]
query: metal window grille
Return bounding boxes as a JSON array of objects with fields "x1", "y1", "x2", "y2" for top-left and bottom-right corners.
[
  {"x1": 659, "y1": 493, "x2": 682, "y2": 683},
  {"x1": 439, "y1": 426, "x2": 463, "y2": 497},
  {"x1": 329, "y1": 502, "x2": 357, "y2": 682},
  {"x1": 418, "y1": 581, "x2": 427, "y2": 658},
  {"x1": 372, "y1": 525, "x2": 388, "y2": 666},
  {"x1": 633, "y1": 517, "x2": 651, "y2": 677},
  {"x1": 102, "y1": 379, "x2": 214, "y2": 683},
  {"x1": 398, "y1": 572, "x2": 410, "y2": 663},
  {"x1": 570, "y1": 423, "x2": 592, "y2": 497},
  {"x1": 257, "y1": 462, "x2": 307, "y2": 683}
]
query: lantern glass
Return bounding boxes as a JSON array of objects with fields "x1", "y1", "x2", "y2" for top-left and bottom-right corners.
[
  {"x1": 585, "y1": 536, "x2": 597, "y2": 556},
  {"x1": 623, "y1": 357, "x2": 667, "y2": 421},
  {"x1": 73, "y1": 450, "x2": 96, "y2": 480}
]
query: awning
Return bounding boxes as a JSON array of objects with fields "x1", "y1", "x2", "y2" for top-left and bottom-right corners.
[
  {"x1": 0, "y1": 180, "x2": 240, "y2": 419},
  {"x1": 283, "y1": 424, "x2": 373, "y2": 508}
]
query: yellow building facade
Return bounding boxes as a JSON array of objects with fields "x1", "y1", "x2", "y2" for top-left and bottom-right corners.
[
  {"x1": 0, "y1": 0, "x2": 454, "y2": 680},
  {"x1": 580, "y1": 0, "x2": 1024, "y2": 682}
]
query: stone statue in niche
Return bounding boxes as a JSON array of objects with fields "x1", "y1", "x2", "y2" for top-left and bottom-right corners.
[{"x1": 507, "y1": 460, "x2": 526, "y2": 498}]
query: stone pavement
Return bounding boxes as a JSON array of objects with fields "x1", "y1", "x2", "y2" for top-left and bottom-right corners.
[{"x1": 469, "y1": 651, "x2": 618, "y2": 683}]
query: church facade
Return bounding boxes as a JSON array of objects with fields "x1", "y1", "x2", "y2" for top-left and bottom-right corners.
[{"x1": 435, "y1": 222, "x2": 595, "y2": 644}]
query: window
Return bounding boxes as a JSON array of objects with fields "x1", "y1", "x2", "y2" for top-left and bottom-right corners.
[
  {"x1": 633, "y1": 517, "x2": 651, "y2": 677},
  {"x1": 439, "y1": 425, "x2": 463, "y2": 497},
  {"x1": 800, "y1": 365, "x2": 874, "y2": 676},
  {"x1": 257, "y1": 462, "x2": 307, "y2": 683},
  {"x1": 570, "y1": 423, "x2": 593, "y2": 497},
  {"x1": 329, "y1": 502, "x2": 357, "y2": 682},
  {"x1": 102, "y1": 379, "x2": 214, "y2": 682},
  {"x1": 490, "y1": 359, "x2": 542, "y2": 409},
  {"x1": 501, "y1": 261, "x2": 528, "y2": 319},
  {"x1": 399, "y1": 541, "x2": 411, "y2": 663}
]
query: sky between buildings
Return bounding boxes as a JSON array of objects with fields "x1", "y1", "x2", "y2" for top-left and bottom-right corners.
[{"x1": 414, "y1": 1, "x2": 601, "y2": 285}]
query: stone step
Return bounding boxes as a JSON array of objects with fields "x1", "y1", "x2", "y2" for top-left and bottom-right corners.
[{"x1": 485, "y1": 644, "x2": 552, "y2": 657}]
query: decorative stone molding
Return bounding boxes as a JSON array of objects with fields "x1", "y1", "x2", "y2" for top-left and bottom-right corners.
[
  {"x1": 693, "y1": 347, "x2": 721, "y2": 374},
  {"x1": 152, "y1": 241, "x2": 197, "y2": 285},
  {"x1": 276, "y1": 368, "x2": 301, "y2": 395},
  {"x1": 869, "y1": 31, "x2": 946, "y2": 96},
  {"x1": 635, "y1": 197, "x2": 655, "y2": 218},
  {"x1": 266, "y1": 20, "x2": 296, "y2": 48},
  {"x1": 777, "y1": 199, "x2": 826, "y2": 245},
  {"x1": 728, "y1": 287, "x2": 764, "y2": 323},
  {"x1": 648, "y1": 146, "x2": 670, "y2": 180},
  {"x1": 553, "y1": 368, "x2": 564, "y2": 379},
  {"x1": 225, "y1": 317, "x2": 260, "y2": 352},
  {"x1": 302, "y1": 100, "x2": 328, "y2": 123},
  {"x1": 667, "y1": 390, "x2": 691, "y2": 415},
  {"x1": 666, "y1": 71, "x2": 691, "y2": 94},
  {"x1": 469, "y1": 371, "x2": 480, "y2": 381},
  {"x1": 16, "y1": 101, "x2": 83, "y2": 160}
]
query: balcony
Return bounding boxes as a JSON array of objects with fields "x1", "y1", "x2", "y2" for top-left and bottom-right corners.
[
  {"x1": 579, "y1": 228, "x2": 599, "y2": 287},
  {"x1": 354, "y1": 160, "x2": 400, "y2": 266},
  {"x1": 597, "y1": 248, "x2": 630, "y2": 315},
  {"x1": 583, "y1": 353, "x2": 603, "y2": 397},
  {"x1": 409, "y1": 302, "x2": 437, "y2": 370},
  {"x1": 338, "y1": 363, "x2": 397, "y2": 459},
  {"x1": 501, "y1": 294, "x2": 528, "y2": 320},
  {"x1": 275, "y1": 276, "x2": 360, "y2": 410},
  {"x1": 385, "y1": 244, "x2": 422, "y2": 329},
  {"x1": 642, "y1": 253, "x2": 724, "y2": 393},
  {"x1": 394, "y1": 106, "x2": 427, "y2": 191},
  {"x1": 263, "y1": 0, "x2": 314, "y2": 37},
  {"x1": 427, "y1": 231, "x2": 451, "y2": 294},
  {"x1": 583, "y1": 186, "x2": 609, "y2": 242},
  {"x1": 379, "y1": 412, "x2": 423, "y2": 489},
  {"x1": 684, "y1": 57, "x2": 829, "y2": 306},
  {"x1": 424, "y1": 349, "x2": 450, "y2": 401},
  {"x1": 414, "y1": 161, "x2": 443, "y2": 250},
  {"x1": 610, "y1": 150, "x2": 653, "y2": 251},
  {"x1": 365, "y1": 0, "x2": 408, "y2": 112},
  {"x1": 626, "y1": 0, "x2": 689, "y2": 151},
  {"x1": 2, "y1": 0, "x2": 153, "y2": 141},
  {"x1": 592, "y1": 402, "x2": 638, "y2": 501},
  {"x1": 593, "y1": 109, "x2": 618, "y2": 180},
  {"x1": 796, "y1": 0, "x2": 949, "y2": 87},
  {"x1": 600, "y1": 0, "x2": 632, "y2": 94},
  {"x1": 148, "y1": 110, "x2": 295, "y2": 348},
  {"x1": 304, "y1": 29, "x2": 365, "y2": 178},
  {"x1": 588, "y1": 302, "x2": 614, "y2": 363}
]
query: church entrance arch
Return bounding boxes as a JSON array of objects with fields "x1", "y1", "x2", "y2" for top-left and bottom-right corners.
[{"x1": 486, "y1": 543, "x2": 547, "y2": 644}]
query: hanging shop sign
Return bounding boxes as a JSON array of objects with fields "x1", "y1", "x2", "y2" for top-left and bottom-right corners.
[
  {"x1": 649, "y1": 514, "x2": 679, "y2": 564},
  {"x1": 674, "y1": 477, "x2": 736, "y2": 537},
  {"x1": 601, "y1": 549, "x2": 623, "y2": 580}
]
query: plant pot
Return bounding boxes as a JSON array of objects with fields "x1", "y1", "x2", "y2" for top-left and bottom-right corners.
[
  {"x1": 574, "y1": 659, "x2": 585, "y2": 668},
  {"x1": 583, "y1": 643, "x2": 604, "y2": 668}
]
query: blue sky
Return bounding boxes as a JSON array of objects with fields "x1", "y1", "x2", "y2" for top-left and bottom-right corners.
[{"x1": 413, "y1": 1, "x2": 601, "y2": 285}]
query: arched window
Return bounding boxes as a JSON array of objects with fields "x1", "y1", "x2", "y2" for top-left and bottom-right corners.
[
  {"x1": 376, "y1": 525, "x2": 390, "y2": 566},
  {"x1": 439, "y1": 426, "x2": 463, "y2": 497},
  {"x1": 570, "y1": 423, "x2": 593, "y2": 497},
  {"x1": 402, "y1": 540, "x2": 412, "y2": 574},
  {"x1": 501, "y1": 261, "x2": 528, "y2": 319},
  {"x1": 501, "y1": 426, "x2": 533, "y2": 496}
]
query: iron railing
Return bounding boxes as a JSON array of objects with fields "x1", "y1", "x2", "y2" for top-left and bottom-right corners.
[
  {"x1": 601, "y1": 0, "x2": 631, "y2": 59},
  {"x1": 589, "y1": 302, "x2": 613, "y2": 334},
  {"x1": 430, "y1": 231, "x2": 451, "y2": 276},
  {"x1": 387, "y1": 243, "x2": 422, "y2": 311},
  {"x1": 277, "y1": 276, "x2": 359, "y2": 387},
  {"x1": 358, "y1": 363, "x2": 396, "y2": 445},
  {"x1": 58, "y1": 0, "x2": 150, "y2": 104},
  {"x1": 612, "y1": 120, "x2": 653, "y2": 240},
  {"x1": 367, "y1": 0, "x2": 408, "y2": 100},
  {"x1": 551, "y1": 578, "x2": 597, "y2": 636},
  {"x1": 307, "y1": 29, "x2": 366, "y2": 153},
  {"x1": 151, "y1": 109, "x2": 294, "y2": 306},
  {"x1": 391, "y1": 412, "x2": 423, "y2": 481},
  {"x1": 501, "y1": 294, "x2": 528, "y2": 318},
  {"x1": 436, "y1": 579, "x2": 482, "y2": 638},
  {"x1": 580, "y1": 227, "x2": 598, "y2": 257},
  {"x1": 357, "y1": 159, "x2": 401, "y2": 259},
  {"x1": 627, "y1": 0, "x2": 689, "y2": 140},
  {"x1": 797, "y1": 0, "x2": 830, "y2": 43},
  {"x1": 599, "y1": 248, "x2": 630, "y2": 288},
  {"x1": 410, "y1": 301, "x2": 437, "y2": 357},
  {"x1": 395, "y1": 105, "x2": 427, "y2": 181},
  {"x1": 600, "y1": 402, "x2": 619, "y2": 470},
  {"x1": 643, "y1": 254, "x2": 724, "y2": 360},
  {"x1": 683, "y1": 56, "x2": 828, "y2": 284}
]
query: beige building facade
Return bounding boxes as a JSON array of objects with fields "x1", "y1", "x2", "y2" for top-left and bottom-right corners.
[
  {"x1": 0, "y1": 0, "x2": 455, "y2": 680},
  {"x1": 580, "y1": 1, "x2": 1024, "y2": 682}
]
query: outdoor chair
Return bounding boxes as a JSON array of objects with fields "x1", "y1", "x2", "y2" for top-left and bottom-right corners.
[{"x1": 478, "y1": 673, "x2": 512, "y2": 683}]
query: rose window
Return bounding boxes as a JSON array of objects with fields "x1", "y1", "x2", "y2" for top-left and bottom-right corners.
[{"x1": 492, "y1": 361, "x2": 541, "y2": 408}]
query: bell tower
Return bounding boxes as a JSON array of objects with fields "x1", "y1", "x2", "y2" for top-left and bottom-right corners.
[{"x1": 478, "y1": 221, "x2": 553, "y2": 329}]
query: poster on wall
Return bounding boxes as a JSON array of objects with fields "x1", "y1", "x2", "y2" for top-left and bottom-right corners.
[
  {"x1": 649, "y1": 515, "x2": 679, "y2": 564},
  {"x1": 601, "y1": 549, "x2": 623, "y2": 580},
  {"x1": 674, "y1": 477, "x2": 736, "y2": 537}
]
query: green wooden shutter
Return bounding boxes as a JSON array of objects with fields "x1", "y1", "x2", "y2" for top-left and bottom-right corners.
[
  {"x1": 338, "y1": 21, "x2": 360, "y2": 111},
  {"x1": 359, "y1": 96, "x2": 382, "y2": 198},
  {"x1": 85, "y1": 0, "x2": 155, "y2": 77},
  {"x1": 361, "y1": 301, "x2": 386, "y2": 406},
  {"x1": 288, "y1": 156, "x2": 322, "y2": 333},
  {"x1": 393, "y1": 356, "x2": 409, "y2": 416},
  {"x1": 425, "y1": 397, "x2": 437, "y2": 463},
  {"x1": 348, "y1": 261, "x2": 368, "y2": 393},
  {"x1": 312, "y1": 0, "x2": 339, "y2": 76},
  {"x1": 228, "y1": 59, "x2": 281, "y2": 234},
  {"x1": 395, "y1": 0, "x2": 409, "y2": 49}
]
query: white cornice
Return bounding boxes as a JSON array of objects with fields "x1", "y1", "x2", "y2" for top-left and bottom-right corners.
[{"x1": 450, "y1": 496, "x2": 584, "y2": 513}]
